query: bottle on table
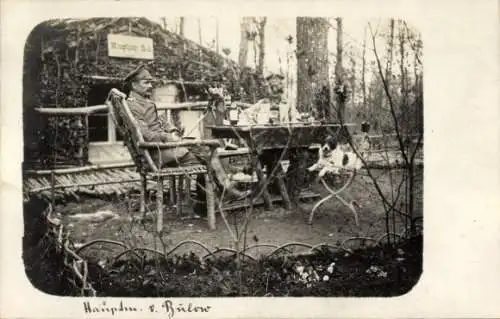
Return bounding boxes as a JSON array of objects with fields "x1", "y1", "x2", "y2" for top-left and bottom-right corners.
[
  {"x1": 269, "y1": 100, "x2": 280, "y2": 124},
  {"x1": 228, "y1": 102, "x2": 239, "y2": 126}
]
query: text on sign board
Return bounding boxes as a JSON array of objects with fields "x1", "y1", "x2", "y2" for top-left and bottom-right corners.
[{"x1": 107, "y1": 34, "x2": 154, "y2": 60}]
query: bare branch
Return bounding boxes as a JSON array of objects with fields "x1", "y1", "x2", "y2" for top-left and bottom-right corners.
[
  {"x1": 368, "y1": 23, "x2": 410, "y2": 166},
  {"x1": 403, "y1": 21, "x2": 422, "y2": 65}
]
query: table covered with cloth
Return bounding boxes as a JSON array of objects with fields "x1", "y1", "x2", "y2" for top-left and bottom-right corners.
[{"x1": 208, "y1": 123, "x2": 357, "y2": 210}]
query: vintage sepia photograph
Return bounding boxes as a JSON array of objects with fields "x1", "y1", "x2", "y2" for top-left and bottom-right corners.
[{"x1": 21, "y1": 16, "x2": 423, "y2": 298}]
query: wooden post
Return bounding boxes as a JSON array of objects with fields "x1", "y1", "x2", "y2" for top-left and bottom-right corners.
[
  {"x1": 107, "y1": 110, "x2": 116, "y2": 142},
  {"x1": 176, "y1": 176, "x2": 183, "y2": 216},
  {"x1": 253, "y1": 153, "x2": 273, "y2": 210},
  {"x1": 156, "y1": 177, "x2": 164, "y2": 233},
  {"x1": 266, "y1": 150, "x2": 292, "y2": 210},
  {"x1": 50, "y1": 170, "x2": 56, "y2": 209},
  {"x1": 184, "y1": 174, "x2": 192, "y2": 213},
  {"x1": 169, "y1": 176, "x2": 176, "y2": 205},
  {"x1": 205, "y1": 171, "x2": 216, "y2": 230},
  {"x1": 277, "y1": 174, "x2": 292, "y2": 210},
  {"x1": 83, "y1": 115, "x2": 89, "y2": 165},
  {"x1": 140, "y1": 174, "x2": 147, "y2": 216}
]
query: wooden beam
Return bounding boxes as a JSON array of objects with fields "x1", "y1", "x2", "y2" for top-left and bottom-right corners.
[
  {"x1": 82, "y1": 75, "x2": 123, "y2": 82},
  {"x1": 232, "y1": 101, "x2": 253, "y2": 109},
  {"x1": 83, "y1": 75, "x2": 224, "y2": 87},
  {"x1": 369, "y1": 133, "x2": 422, "y2": 139},
  {"x1": 160, "y1": 79, "x2": 212, "y2": 86},
  {"x1": 138, "y1": 139, "x2": 221, "y2": 149},
  {"x1": 35, "y1": 105, "x2": 107, "y2": 115},
  {"x1": 156, "y1": 101, "x2": 209, "y2": 110},
  {"x1": 34, "y1": 101, "x2": 211, "y2": 114},
  {"x1": 216, "y1": 147, "x2": 250, "y2": 157},
  {"x1": 221, "y1": 190, "x2": 320, "y2": 211},
  {"x1": 29, "y1": 178, "x2": 142, "y2": 193},
  {"x1": 24, "y1": 162, "x2": 134, "y2": 175},
  {"x1": 188, "y1": 59, "x2": 218, "y2": 71}
]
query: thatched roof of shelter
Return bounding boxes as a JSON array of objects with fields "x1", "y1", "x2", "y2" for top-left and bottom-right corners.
[
  {"x1": 24, "y1": 17, "x2": 243, "y2": 108},
  {"x1": 22, "y1": 17, "x2": 264, "y2": 169}
]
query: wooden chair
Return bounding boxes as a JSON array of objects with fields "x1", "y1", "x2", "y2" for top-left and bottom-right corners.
[{"x1": 106, "y1": 88, "x2": 221, "y2": 231}]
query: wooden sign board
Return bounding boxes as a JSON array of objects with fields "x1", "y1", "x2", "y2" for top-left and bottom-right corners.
[{"x1": 107, "y1": 34, "x2": 154, "y2": 60}]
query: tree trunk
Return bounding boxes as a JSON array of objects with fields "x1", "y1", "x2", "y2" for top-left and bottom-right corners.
[
  {"x1": 179, "y1": 17, "x2": 185, "y2": 36},
  {"x1": 414, "y1": 46, "x2": 418, "y2": 89},
  {"x1": 386, "y1": 19, "x2": 395, "y2": 78},
  {"x1": 362, "y1": 25, "x2": 367, "y2": 112},
  {"x1": 296, "y1": 17, "x2": 330, "y2": 118},
  {"x1": 197, "y1": 18, "x2": 202, "y2": 45},
  {"x1": 215, "y1": 18, "x2": 220, "y2": 54},
  {"x1": 400, "y1": 20, "x2": 407, "y2": 102},
  {"x1": 256, "y1": 17, "x2": 267, "y2": 76},
  {"x1": 350, "y1": 56, "x2": 356, "y2": 109},
  {"x1": 335, "y1": 18, "x2": 345, "y2": 122},
  {"x1": 413, "y1": 34, "x2": 421, "y2": 93},
  {"x1": 383, "y1": 19, "x2": 395, "y2": 103},
  {"x1": 414, "y1": 35, "x2": 423, "y2": 136},
  {"x1": 238, "y1": 17, "x2": 252, "y2": 68},
  {"x1": 399, "y1": 20, "x2": 408, "y2": 135}
]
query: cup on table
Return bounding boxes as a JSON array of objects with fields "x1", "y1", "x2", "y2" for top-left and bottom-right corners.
[{"x1": 257, "y1": 109, "x2": 270, "y2": 124}]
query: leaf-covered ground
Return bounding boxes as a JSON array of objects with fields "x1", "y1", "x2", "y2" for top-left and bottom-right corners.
[
  {"x1": 84, "y1": 233, "x2": 421, "y2": 297},
  {"x1": 23, "y1": 168, "x2": 422, "y2": 296}
]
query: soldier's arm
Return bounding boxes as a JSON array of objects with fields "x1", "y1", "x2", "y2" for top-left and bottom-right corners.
[
  {"x1": 128, "y1": 102, "x2": 170, "y2": 142},
  {"x1": 241, "y1": 100, "x2": 263, "y2": 124},
  {"x1": 158, "y1": 112, "x2": 181, "y2": 134},
  {"x1": 284, "y1": 99, "x2": 300, "y2": 121}
]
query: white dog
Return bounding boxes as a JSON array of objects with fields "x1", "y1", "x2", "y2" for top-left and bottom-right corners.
[{"x1": 308, "y1": 135, "x2": 368, "y2": 178}]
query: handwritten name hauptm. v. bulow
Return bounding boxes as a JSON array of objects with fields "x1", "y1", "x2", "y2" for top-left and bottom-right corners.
[{"x1": 83, "y1": 300, "x2": 211, "y2": 317}]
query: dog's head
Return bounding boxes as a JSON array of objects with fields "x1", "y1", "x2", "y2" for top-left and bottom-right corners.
[
  {"x1": 321, "y1": 135, "x2": 353, "y2": 156},
  {"x1": 322, "y1": 135, "x2": 338, "y2": 155}
]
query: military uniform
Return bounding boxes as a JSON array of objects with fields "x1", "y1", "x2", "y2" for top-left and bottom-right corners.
[
  {"x1": 123, "y1": 64, "x2": 250, "y2": 207},
  {"x1": 239, "y1": 96, "x2": 300, "y2": 125},
  {"x1": 238, "y1": 72, "x2": 299, "y2": 125},
  {"x1": 127, "y1": 91, "x2": 209, "y2": 168}
]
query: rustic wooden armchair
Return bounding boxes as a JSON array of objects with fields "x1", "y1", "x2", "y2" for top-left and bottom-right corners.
[{"x1": 106, "y1": 88, "x2": 221, "y2": 231}]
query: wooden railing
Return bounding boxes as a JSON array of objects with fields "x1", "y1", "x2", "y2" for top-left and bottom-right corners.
[
  {"x1": 34, "y1": 104, "x2": 108, "y2": 115},
  {"x1": 34, "y1": 101, "x2": 211, "y2": 115},
  {"x1": 33, "y1": 100, "x2": 214, "y2": 168}
]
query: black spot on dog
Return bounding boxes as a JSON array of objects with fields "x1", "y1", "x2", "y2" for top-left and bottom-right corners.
[{"x1": 342, "y1": 154, "x2": 349, "y2": 166}]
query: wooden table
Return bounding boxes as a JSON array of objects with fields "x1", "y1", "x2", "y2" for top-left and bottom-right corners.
[{"x1": 208, "y1": 123, "x2": 356, "y2": 210}]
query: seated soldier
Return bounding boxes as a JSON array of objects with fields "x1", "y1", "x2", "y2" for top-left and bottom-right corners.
[
  {"x1": 237, "y1": 73, "x2": 301, "y2": 194},
  {"x1": 123, "y1": 65, "x2": 250, "y2": 214},
  {"x1": 238, "y1": 73, "x2": 300, "y2": 125}
]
